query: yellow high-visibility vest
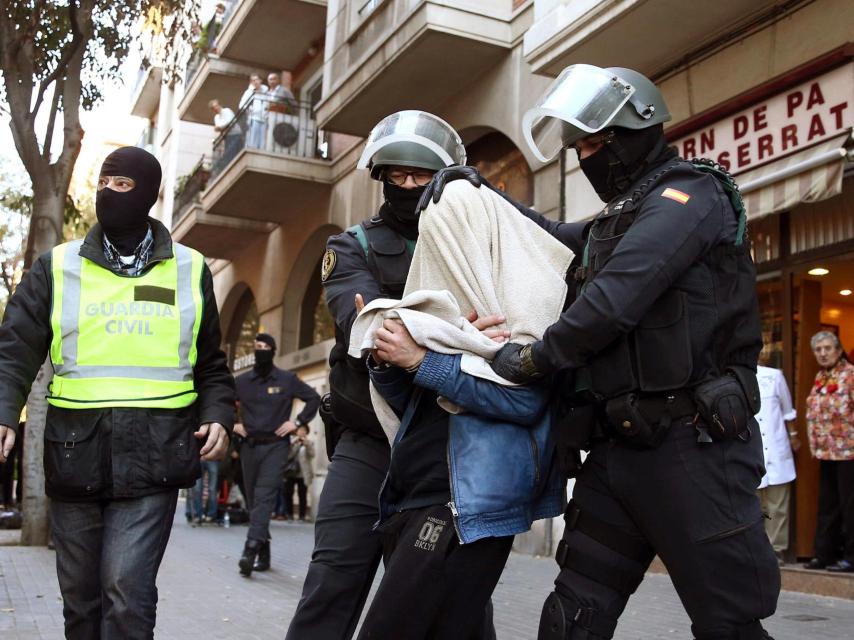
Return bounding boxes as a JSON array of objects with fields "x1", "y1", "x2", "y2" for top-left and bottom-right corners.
[{"x1": 47, "y1": 239, "x2": 205, "y2": 409}]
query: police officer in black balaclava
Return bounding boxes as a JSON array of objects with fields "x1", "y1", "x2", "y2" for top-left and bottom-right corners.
[
  {"x1": 0, "y1": 144, "x2": 235, "y2": 639},
  {"x1": 418, "y1": 66, "x2": 779, "y2": 640},
  {"x1": 96, "y1": 145, "x2": 162, "y2": 258},
  {"x1": 233, "y1": 332, "x2": 320, "y2": 577}
]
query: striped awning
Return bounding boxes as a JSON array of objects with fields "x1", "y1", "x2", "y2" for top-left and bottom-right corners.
[{"x1": 739, "y1": 131, "x2": 852, "y2": 220}]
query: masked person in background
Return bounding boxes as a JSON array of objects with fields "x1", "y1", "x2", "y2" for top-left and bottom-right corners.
[
  {"x1": 287, "y1": 111, "x2": 503, "y2": 640},
  {"x1": 421, "y1": 65, "x2": 779, "y2": 640},
  {"x1": 0, "y1": 146, "x2": 234, "y2": 639},
  {"x1": 233, "y1": 333, "x2": 320, "y2": 576}
]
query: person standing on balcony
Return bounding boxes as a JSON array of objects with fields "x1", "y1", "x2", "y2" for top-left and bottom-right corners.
[
  {"x1": 233, "y1": 333, "x2": 321, "y2": 577},
  {"x1": 287, "y1": 111, "x2": 506, "y2": 640},
  {"x1": 209, "y1": 99, "x2": 242, "y2": 171},
  {"x1": 0, "y1": 146, "x2": 234, "y2": 639},
  {"x1": 239, "y1": 73, "x2": 268, "y2": 150},
  {"x1": 267, "y1": 71, "x2": 297, "y2": 111}
]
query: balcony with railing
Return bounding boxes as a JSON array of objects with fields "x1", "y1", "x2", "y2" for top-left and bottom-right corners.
[
  {"x1": 316, "y1": 0, "x2": 518, "y2": 135},
  {"x1": 171, "y1": 154, "x2": 275, "y2": 260},
  {"x1": 130, "y1": 64, "x2": 164, "y2": 118},
  {"x1": 200, "y1": 95, "x2": 334, "y2": 225}
]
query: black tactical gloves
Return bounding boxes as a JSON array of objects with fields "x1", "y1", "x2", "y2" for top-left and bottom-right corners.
[
  {"x1": 490, "y1": 342, "x2": 548, "y2": 384},
  {"x1": 416, "y1": 165, "x2": 483, "y2": 213}
]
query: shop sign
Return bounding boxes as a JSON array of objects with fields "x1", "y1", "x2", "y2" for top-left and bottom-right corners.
[{"x1": 673, "y1": 62, "x2": 853, "y2": 175}]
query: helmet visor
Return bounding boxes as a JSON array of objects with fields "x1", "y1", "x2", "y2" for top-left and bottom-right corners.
[
  {"x1": 357, "y1": 110, "x2": 466, "y2": 170},
  {"x1": 522, "y1": 65, "x2": 635, "y2": 162}
]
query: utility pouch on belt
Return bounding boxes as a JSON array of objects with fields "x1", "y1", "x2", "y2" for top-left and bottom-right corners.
[
  {"x1": 605, "y1": 393, "x2": 669, "y2": 449},
  {"x1": 693, "y1": 367, "x2": 759, "y2": 442},
  {"x1": 319, "y1": 393, "x2": 343, "y2": 461}
]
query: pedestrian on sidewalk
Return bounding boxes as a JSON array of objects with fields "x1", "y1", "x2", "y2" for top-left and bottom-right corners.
[
  {"x1": 804, "y1": 331, "x2": 854, "y2": 573},
  {"x1": 0, "y1": 146, "x2": 234, "y2": 640},
  {"x1": 283, "y1": 423, "x2": 315, "y2": 521},
  {"x1": 756, "y1": 362, "x2": 798, "y2": 565},
  {"x1": 234, "y1": 333, "x2": 320, "y2": 576}
]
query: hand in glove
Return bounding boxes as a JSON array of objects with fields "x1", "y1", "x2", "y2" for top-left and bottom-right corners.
[
  {"x1": 417, "y1": 165, "x2": 482, "y2": 213},
  {"x1": 490, "y1": 342, "x2": 547, "y2": 384}
]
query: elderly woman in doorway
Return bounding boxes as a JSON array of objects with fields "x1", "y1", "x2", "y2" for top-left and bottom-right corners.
[{"x1": 804, "y1": 330, "x2": 854, "y2": 572}]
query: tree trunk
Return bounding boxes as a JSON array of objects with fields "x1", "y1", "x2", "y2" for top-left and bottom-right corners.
[
  {"x1": 20, "y1": 362, "x2": 52, "y2": 546},
  {"x1": 20, "y1": 190, "x2": 66, "y2": 546}
]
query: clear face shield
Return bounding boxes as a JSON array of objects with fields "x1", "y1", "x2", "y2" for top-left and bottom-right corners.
[
  {"x1": 522, "y1": 65, "x2": 636, "y2": 163},
  {"x1": 357, "y1": 110, "x2": 466, "y2": 170}
]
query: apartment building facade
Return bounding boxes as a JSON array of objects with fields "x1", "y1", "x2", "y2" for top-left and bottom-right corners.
[{"x1": 168, "y1": 0, "x2": 853, "y2": 558}]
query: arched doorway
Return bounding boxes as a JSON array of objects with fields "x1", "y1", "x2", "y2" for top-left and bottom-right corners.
[
  {"x1": 282, "y1": 224, "x2": 342, "y2": 353},
  {"x1": 465, "y1": 130, "x2": 534, "y2": 207},
  {"x1": 299, "y1": 253, "x2": 335, "y2": 348},
  {"x1": 224, "y1": 285, "x2": 260, "y2": 370}
]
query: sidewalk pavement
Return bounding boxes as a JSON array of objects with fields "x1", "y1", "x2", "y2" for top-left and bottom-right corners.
[{"x1": 2, "y1": 503, "x2": 853, "y2": 639}]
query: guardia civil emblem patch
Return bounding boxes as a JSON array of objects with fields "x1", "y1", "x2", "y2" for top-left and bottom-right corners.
[{"x1": 321, "y1": 249, "x2": 337, "y2": 282}]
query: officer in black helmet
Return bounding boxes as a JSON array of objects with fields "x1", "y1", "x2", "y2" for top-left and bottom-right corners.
[
  {"x1": 421, "y1": 65, "x2": 780, "y2": 640},
  {"x1": 287, "y1": 111, "x2": 500, "y2": 640}
]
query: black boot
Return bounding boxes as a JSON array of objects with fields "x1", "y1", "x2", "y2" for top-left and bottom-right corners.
[
  {"x1": 239, "y1": 539, "x2": 262, "y2": 577},
  {"x1": 253, "y1": 540, "x2": 271, "y2": 572}
]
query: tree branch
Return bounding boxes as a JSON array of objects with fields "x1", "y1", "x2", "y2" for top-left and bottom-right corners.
[{"x1": 31, "y1": 2, "x2": 82, "y2": 120}]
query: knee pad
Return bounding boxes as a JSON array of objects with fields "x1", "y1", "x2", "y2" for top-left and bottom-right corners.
[{"x1": 537, "y1": 591, "x2": 617, "y2": 640}]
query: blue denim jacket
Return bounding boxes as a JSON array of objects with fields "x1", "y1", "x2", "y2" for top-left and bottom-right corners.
[{"x1": 370, "y1": 351, "x2": 565, "y2": 544}]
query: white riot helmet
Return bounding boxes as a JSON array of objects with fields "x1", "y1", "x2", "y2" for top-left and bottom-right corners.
[
  {"x1": 357, "y1": 110, "x2": 466, "y2": 180},
  {"x1": 522, "y1": 65, "x2": 671, "y2": 163}
]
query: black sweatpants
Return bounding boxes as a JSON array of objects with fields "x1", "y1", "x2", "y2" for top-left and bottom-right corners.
[
  {"x1": 544, "y1": 417, "x2": 779, "y2": 640},
  {"x1": 285, "y1": 430, "x2": 390, "y2": 640},
  {"x1": 813, "y1": 459, "x2": 854, "y2": 563},
  {"x1": 357, "y1": 504, "x2": 513, "y2": 640},
  {"x1": 240, "y1": 439, "x2": 289, "y2": 542}
]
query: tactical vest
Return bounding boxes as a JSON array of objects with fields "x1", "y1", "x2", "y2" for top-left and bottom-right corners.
[
  {"x1": 328, "y1": 218, "x2": 415, "y2": 437},
  {"x1": 47, "y1": 239, "x2": 205, "y2": 409},
  {"x1": 573, "y1": 159, "x2": 759, "y2": 401}
]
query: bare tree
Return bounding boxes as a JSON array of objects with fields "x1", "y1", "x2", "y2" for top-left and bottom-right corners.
[{"x1": 0, "y1": 0, "x2": 198, "y2": 544}]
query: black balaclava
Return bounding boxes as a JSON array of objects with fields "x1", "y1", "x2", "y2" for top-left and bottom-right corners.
[
  {"x1": 379, "y1": 180, "x2": 424, "y2": 240},
  {"x1": 578, "y1": 124, "x2": 673, "y2": 203},
  {"x1": 254, "y1": 333, "x2": 276, "y2": 375},
  {"x1": 96, "y1": 146, "x2": 162, "y2": 254}
]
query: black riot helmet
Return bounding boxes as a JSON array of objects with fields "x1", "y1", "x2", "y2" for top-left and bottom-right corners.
[
  {"x1": 523, "y1": 65, "x2": 673, "y2": 202},
  {"x1": 357, "y1": 110, "x2": 466, "y2": 180}
]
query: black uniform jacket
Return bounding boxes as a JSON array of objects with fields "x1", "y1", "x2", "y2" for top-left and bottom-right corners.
[
  {"x1": 515, "y1": 158, "x2": 761, "y2": 384},
  {"x1": 0, "y1": 219, "x2": 235, "y2": 501},
  {"x1": 235, "y1": 365, "x2": 321, "y2": 437}
]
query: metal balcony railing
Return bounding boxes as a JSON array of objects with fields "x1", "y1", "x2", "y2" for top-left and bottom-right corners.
[
  {"x1": 172, "y1": 157, "x2": 211, "y2": 226},
  {"x1": 210, "y1": 96, "x2": 330, "y2": 180}
]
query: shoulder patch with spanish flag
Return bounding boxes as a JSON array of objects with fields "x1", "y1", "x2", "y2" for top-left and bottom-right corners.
[{"x1": 661, "y1": 188, "x2": 691, "y2": 204}]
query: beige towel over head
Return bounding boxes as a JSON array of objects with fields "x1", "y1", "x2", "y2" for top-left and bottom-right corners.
[{"x1": 349, "y1": 180, "x2": 573, "y2": 441}]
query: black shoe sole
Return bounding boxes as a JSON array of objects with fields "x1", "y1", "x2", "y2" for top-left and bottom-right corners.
[
  {"x1": 238, "y1": 557, "x2": 254, "y2": 577},
  {"x1": 253, "y1": 564, "x2": 270, "y2": 572}
]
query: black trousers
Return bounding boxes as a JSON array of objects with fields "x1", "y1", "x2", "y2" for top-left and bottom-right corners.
[
  {"x1": 284, "y1": 477, "x2": 308, "y2": 519},
  {"x1": 357, "y1": 504, "x2": 511, "y2": 640},
  {"x1": 813, "y1": 459, "x2": 854, "y2": 563},
  {"x1": 543, "y1": 418, "x2": 779, "y2": 640},
  {"x1": 240, "y1": 439, "x2": 289, "y2": 542},
  {"x1": 285, "y1": 430, "x2": 390, "y2": 640},
  {"x1": 50, "y1": 491, "x2": 178, "y2": 640}
]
